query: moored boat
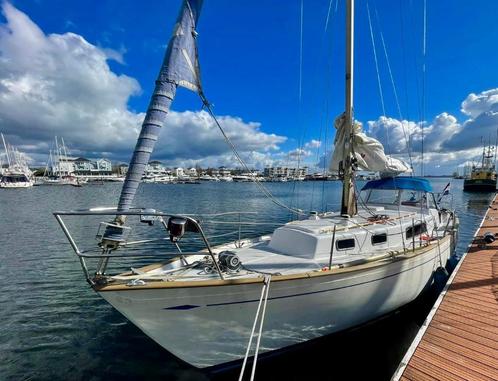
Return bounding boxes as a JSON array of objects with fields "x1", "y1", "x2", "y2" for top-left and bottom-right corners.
[
  {"x1": 463, "y1": 143, "x2": 497, "y2": 192},
  {"x1": 54, "y1": 0, "x2": 458, "y2": 371},
  {"x1": 0, "y1": 133, "x2": 33, "y2": 188}
]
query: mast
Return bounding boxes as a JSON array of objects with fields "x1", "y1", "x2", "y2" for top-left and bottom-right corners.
[
  {"x1": 1, "y1": 133, "x2": 11, "y2": 168},
  {"x1": 62, "y1": 137, "x2": 69, "y2": 176},
  {"x1": 55, "y1": 136, "x2": 61, "y2": 177},
  {"x1": 340, "y1": 0, "x2": 357, "y2": 217}
]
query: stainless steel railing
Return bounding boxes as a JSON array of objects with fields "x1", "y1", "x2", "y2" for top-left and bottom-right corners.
[{"x1": 53, "y1": 208, "x2": 280, "y2": 285}]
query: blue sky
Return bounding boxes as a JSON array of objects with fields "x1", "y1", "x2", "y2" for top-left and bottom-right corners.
[{"x1": 2, "y1": 0, "x2": 498, "y2": 174}]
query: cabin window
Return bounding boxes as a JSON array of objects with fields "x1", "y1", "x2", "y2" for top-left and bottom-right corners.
[
  {"x1": 406, "y1": 223, "x2": 427, "y2": 239},
  {"x1": 336, "y1": 238, "x2": 355, "y2": 250},
  {"x1": 371, "y1": 233, "x2": 387, "y2": 245},
  {"x1": 400, "y1": 191, "x2": 427, "y2": 208},
  {"x1": 366, "y1": 189, "x2": 399, "y2": 205},
  {"x1": 428, "y1": 194, "x2": 437, "y2": 209}
]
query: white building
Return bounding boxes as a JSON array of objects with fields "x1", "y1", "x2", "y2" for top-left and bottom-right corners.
[
  {"x1": 218, "y1": 166, "x2": 231, "y2": 176},
  {"x1": 175, "y1": 167, "x2": 185, "y2": 178},
  {"x1": 118, "y1": 164, "x2": 128, "y2": 176},
  {"x1": 264, "y1": 166, "x2": 307, "y2": 178},
  {"x1": 187, "y1": 167, "x2": 198, "y2": 177},
  {"x1": 146, "y1": 161, "x2": 165, "y2": 176}
]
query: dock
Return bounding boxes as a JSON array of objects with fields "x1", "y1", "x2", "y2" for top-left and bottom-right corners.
[{"x1": 393, "y1": 194, "x2": 498, "y2": 381}]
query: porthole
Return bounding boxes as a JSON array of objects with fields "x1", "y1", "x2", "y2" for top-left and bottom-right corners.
[
  {"x1": 372, "y1": 233, "x2": 387, "y2": 245},
  {"x1": 406, "y1": 223, "x2": 427, "y2": 239},
  {"x1": 336, "y1": 238, "x2": 355, "y2": 250}
]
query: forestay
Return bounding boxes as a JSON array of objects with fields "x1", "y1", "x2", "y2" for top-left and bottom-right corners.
[
  {"x1": 330, "y1": 113, "x2": 411, "y2": 175},
  {"x1": 117, "y1": 0, "x2": 203, "y2": 215}
]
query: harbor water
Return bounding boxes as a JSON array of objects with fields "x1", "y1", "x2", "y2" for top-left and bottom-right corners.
[{"x1": 0, "y1": 179, "x2": 492, "y2": 380}]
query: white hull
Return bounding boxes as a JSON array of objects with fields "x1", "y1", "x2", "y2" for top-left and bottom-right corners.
[
  {"x1": 99, "y1": 237, "x2": 452, "y2": 368},
  {"x1": 0, "y1": 180, "x2": 33, "y2": 188}
]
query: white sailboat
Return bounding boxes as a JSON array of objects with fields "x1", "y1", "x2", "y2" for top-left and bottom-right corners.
[
  {"x1": 38, "y1": 137, "x2": 81, "y2": 186},
  {"x1": 55, "y1": 0, "x2": 458, "y2": 370},
  {"x1": 0, "y1": 133, "x2": 33, "y2": 188}
]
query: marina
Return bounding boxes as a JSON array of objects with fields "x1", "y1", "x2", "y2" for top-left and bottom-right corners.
[{"x1": 393, "y1": 193, "x2": 498, "y2": 381}]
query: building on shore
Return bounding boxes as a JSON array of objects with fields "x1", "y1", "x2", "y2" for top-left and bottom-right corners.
[
  {"x1": 117, "y1": 164, "x2": 128, "y2": 176},
  {"x1": 264, "y1": 166, "x2": 307, "y2": 179},
  {"x1": 51, "y1": 156, "x2": 112, "y2": 176},
  {"x1": 146, "y1": 161, "x2": 166, "y2": 176}
]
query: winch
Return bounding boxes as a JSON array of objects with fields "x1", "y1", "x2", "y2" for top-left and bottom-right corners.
[{"x1": 217, "y1": 251, "x2": 242, "y2": 272}]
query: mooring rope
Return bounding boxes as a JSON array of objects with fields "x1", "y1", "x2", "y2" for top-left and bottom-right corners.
[{"x1": 238, "y1": 275, "x2": 272, "y2": 381}]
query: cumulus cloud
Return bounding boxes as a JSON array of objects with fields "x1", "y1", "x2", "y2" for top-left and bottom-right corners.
[
  {"x1": 151, "y1": 110, "x2": 286, "y2": 161},
  {"x1": 367, "y1": 117, "x2": 419, "y2": 154},
  {"x1": 0, "y1": 2, "x2": 142, "y2": 154},
  {"x1": 304, "y1": 139, "x2": 321, "y2": 149},
  {"x1": 0, "y1": 2, "x2": 287, "y2": 168},
  {"x1": 364, "y1": 88, "x2": 498, "y2": 174},
  {"x1": 444, "y1": 89, "x2": 498, "y2": 151},
  {"x1": 460, "y1": 89, "x2": 498, "y2": 118}
]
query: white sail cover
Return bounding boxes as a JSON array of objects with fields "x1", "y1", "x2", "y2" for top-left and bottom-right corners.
[{"x1": 330, "y1": 113, "x2": 411, "y2": 175}]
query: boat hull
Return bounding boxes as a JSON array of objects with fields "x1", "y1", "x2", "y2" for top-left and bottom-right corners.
[
  {"x1": 463, "y1": 178, "x2": 497, "y2": 192},
  {"x1": 0, "y1": 181, "x2": 33, "y2": 188},
  {"x1": 98, "y1": 237, "x2": 453, "y2": 368}
]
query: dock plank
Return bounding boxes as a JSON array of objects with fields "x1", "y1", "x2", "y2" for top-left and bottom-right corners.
[{"x1": 395, "y1": 194, "x2": 498, "y2": 381}]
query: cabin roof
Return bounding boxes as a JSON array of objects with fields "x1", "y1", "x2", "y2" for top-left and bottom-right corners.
[{"x1": 361, "y1": 177, "x2": 432, "y2": 192}]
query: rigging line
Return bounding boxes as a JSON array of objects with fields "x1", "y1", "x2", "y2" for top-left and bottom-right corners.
[
  {"x1": 421, "y1": 0, "x2": 427, "y2": 177},
  {"x1": 289, "y1": 0, "x2": 305, "y2": 218},
  {"x1": 373, "y1": 5, "x2": 413, "y2": 171},
  {"x1": 299, "y1": 0, "x2": 304, "y2": 102},
  {"x1": 324, "y1": 0, "x2": 335, "y2": 34},
  {"x1": 398, "y1": 0, "x2": 411, "y2": 128},
  {"x1": 367, "y1": 1, "x2": 393, "y2": 163},
  {"x1": 367, "y1": 2, "x2": 386, "y2": 117},
  {"x1": 404, "y1": 0, "x2": 423, "y2": 174},
  {"x1": 199, "y1": 94, "x2": 306, "y2": 216}
]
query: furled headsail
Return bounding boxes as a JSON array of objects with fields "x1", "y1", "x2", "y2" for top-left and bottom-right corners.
[
  {"x1": 330, "y1": 113, "x2": 410, "y2": 175},
  {"x1": 117, "y1": 0, "x2": 203, "y2": 216}
]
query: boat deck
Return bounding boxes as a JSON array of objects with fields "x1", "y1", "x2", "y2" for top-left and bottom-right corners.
[{"x1": 393, "y1": 194, "x2": 498, "y2": 381}]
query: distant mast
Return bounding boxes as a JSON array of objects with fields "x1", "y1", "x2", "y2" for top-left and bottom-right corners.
[{"x1": 340, "y1": 0, "x2": 357, "y2": 217}]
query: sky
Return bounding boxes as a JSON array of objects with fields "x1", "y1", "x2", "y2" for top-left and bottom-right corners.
[{"x1": 1, "y1": 0, "x2": 498, "y2": 174}]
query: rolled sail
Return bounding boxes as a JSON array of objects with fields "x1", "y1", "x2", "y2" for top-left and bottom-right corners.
[
  {"x1": 117, "y1": 0, "x2": 203, "y2": 213},
  {"x1": 330, "y1": 113, "x2": 410, "y2": 175}
]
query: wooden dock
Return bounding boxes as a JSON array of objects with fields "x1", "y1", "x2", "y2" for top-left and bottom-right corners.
[{"x1": 393, "y1": 194, "x2": 498, "y2": 381}]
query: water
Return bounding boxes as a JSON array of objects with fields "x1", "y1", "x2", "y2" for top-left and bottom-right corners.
[{"x1": 0, "y1": 179, "x2": 493, "y2": 381}]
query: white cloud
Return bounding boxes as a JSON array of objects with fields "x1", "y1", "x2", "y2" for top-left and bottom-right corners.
[
  {"x1": 444, "y1": 88, "x2": 498, "y2": 151},
  {"x1": 151, "y1": 110, "x2": 286, "y2": 162},
  {"x1": 461, "y1": 89, "x2": 498, "y2": 118},
  {"x1": 367, "y1": 116, "x2": 419, "y2": 154},
  {"x1": 0, "y1": 2, "x2": 287, "y2": 169},
  {"x1": 304, "y1": 139, "x2": 321, "y2": 149},
  {"x1": 364, "y1": 91, "x2": 498, "y2": 174}
]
